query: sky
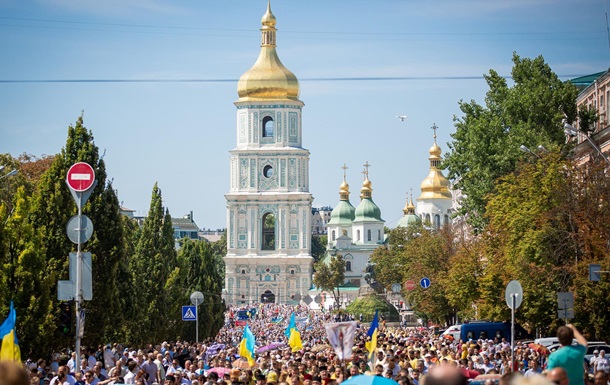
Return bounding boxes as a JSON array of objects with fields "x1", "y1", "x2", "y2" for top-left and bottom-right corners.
[{"x1": 1, "y1": 0, "x2": 608, "y2": 230}]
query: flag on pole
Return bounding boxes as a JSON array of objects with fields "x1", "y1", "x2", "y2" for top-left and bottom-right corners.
[
  {"x1": 324, "y1": 321, "x2": 357, "y2": 360},
  {"x1": 284, "y1": 313, "x2": 302, "y2": 352},
  {"x1": 0, "y1": 301, "x2": 21, "y2": 362},
  {"x1": 284, "y1": 313, "x2": 296, "y2": 337},
  {"x1": 365, "y1": 310, "x2": 379, "y2": 359},
  {"x1": 238, "y1": 324, "x2": 256, "y2": 366}
]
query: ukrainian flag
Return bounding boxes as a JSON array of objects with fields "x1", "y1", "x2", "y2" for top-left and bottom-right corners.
[
  {"x1": 365, "y1": 310, "x2": 378, "y2": 359},
  {"x1": 238, "y1": 324, "x2": 256, "y2": 366},
  {"x1": 285, "y1": 313, "x2": 302, "y2": 352},
  {"x1": 0, "y1": 301, "x2": 21, "y2": 362}
]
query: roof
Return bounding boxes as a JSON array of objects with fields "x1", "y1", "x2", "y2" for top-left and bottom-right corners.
[
  {"x1": 171, "y1": 217, "x2": 199, "y2": 231},
  {"x1": 569, "y1": 71, "x2": 606, "y2": 91}
]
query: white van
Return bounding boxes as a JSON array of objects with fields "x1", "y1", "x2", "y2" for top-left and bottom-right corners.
[{"x1": 442, "y1": 324, "x2": 461, "y2": 340}]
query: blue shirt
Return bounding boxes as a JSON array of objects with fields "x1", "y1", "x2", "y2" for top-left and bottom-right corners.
[{"x1": 547, "y1": 344, "x2": 586, "y2": 385}]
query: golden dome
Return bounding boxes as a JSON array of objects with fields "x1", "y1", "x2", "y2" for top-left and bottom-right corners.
[
  {"x1": 429, "y1": 142, "x2": 442, "y2": 157},
  {"x1": 340, "y1": 179, "x2": 350, "y2": 193},
  {"x1": 236, "y1": 2, "x2": 300, "y2": 102},
  {"x1": 418, "y1": 126, "x2": 452, "y2": 200}
]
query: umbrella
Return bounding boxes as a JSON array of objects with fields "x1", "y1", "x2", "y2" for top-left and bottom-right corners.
[
  {"x1": 311, "y1": 344, "x2": 332, "y2": 353},
  {"x1": 233, "y1": 358, "x2": 258, "y2": 369},
  {"x1": 341, "y1": 375, "x2": 399, "y2": 385},
  {"x1": 471, "y1": 374, "x2": 502, "y2": 385},
  {"x1": 443, "y1": 334, "x2": 455, "y2": 341},
  {"x1": 207, "y1": 367, "x2": 232, "y2": 376},
  {"x1": 257, "y1": 342, "x2": 286, "y2": 353},
  {"x1": 528, "y1": 343, "x2": 550, "y2": 355}
]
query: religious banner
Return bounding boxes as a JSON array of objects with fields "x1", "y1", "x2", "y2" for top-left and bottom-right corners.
[{"x1": 324, "y1": 321, "x2": 357, "y2": 360}]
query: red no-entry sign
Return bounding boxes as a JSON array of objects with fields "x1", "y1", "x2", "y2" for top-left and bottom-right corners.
[
  {"x1": 66, "y1": 162, "x2": 95, "y2": 192},
  {"x1": 405, "y1": 280, "x2": 416, "y2": 291}
]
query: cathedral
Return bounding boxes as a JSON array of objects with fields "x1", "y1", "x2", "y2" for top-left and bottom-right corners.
[{"x1": 223, "y1": 2, "x2": 313, "y2": 306}]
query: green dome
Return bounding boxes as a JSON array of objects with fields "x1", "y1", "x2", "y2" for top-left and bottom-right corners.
[
  {"x1": 397, "y1": 213, "x2": 421, "y2": 228},
  {"x1": 354, "y1": 198, "x2": 383, "y2": 222},
  {"x1": 327, "y1": 200, "x2": 356, "y2": 226}
]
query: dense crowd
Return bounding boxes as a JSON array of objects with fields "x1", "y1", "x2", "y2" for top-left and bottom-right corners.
[{"x1": 8, "y1": 304, "x2": 610, "y2": 385}]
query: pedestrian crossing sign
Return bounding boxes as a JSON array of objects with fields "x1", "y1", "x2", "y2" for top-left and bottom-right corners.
[{"x1": 182, "y1": 305, "x2": 197, "y2": 321}]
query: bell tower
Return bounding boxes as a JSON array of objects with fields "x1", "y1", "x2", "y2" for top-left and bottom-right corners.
[{"x1": 224, "y1": 2, "x2": 313, "y2": 305}]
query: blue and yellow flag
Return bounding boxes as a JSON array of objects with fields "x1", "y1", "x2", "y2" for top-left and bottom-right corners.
[
  {"x1": 238, "y1": 324, "x2": 256, "y2": 367},
  {"x1": 365, "y1": 310, "x2": 379, "y2": 359},
  {"x1": 284, "y1": 313, "x2": 302, "y2": 352},
  {"x1": 0, "y1": 301, "x2": 21, "y2": 362},
  {"x1": 284, "y1": 313, "x2": 295, "y2": 337}
]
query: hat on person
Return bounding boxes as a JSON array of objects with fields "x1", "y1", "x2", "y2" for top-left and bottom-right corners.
[
  {"x1": 267, "y1": 372, "x2": 278, "y2": 383},
  {"x1": 424, "y1": 354, "x2": 432, "y2": 358},
  {"x1": 594, "y1": 350, "x2": 600, "y2": 354},
  {"x1": 304, "y1": 374, "x2": 313, "y2": 381}
]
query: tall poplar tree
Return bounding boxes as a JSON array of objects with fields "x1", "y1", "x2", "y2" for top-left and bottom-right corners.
[
  {"x1": 129, "y1": 184, "x2": 178, "y2": 344},
  {"x1": 30, "y1": 115, "x2": 125, "y2": 348}
]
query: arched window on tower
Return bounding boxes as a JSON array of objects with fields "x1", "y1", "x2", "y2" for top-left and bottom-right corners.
[
  {"x1": 345, "y1": 261, "x2": 352, "y2": 271},
  {"x1": 378, "y1": 229, "x2": 381, "y2": 241},
  {"x1": 263, "y1": 116, "x2": 274, "y2": 138},
  {"x1": 367, "y1": 229, "x2": 371, "y2": 242},
  {"x1": 434, "y1": 214, "x2": 440, "y2": 229},
  {"x1": 444, "y1": 214, "x2": 449, "y2": 226},
  {"x1": 331, "y1": 230, "x2": 336, "y2": 241},
  {"x1": 262, "y1": 213, "x2": 275, "y2": 250},
  {"x1": 356, "y1": 230, "x2": 360, "y2": 241}
]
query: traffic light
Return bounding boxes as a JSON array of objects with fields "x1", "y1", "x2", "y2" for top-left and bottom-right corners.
[{"x1": 58, "y1": 301, "x2": 72, "y2": 336}]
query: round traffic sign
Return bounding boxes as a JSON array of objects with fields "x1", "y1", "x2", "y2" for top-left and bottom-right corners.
[
  {"x1": 66, "y1": 162, "x2": 95, "y2": 192},
  {"x1": 293, "y1": 293, "x2": 302, "y2": 302},
  {"x1": 391, "y1": 283, "x2": 402, "y2": 294},
  {"x1": 314, "y1": 294, "x2": 322, "y2": 304},
  {"x1": 66, "y1": 215, "x2": 94, "y2": 244},
  {"x1": 190, "y1": 291, "x2": 204, "y2": 306},
  {"x1": 420, "y1": 277, "x2": 431, "y2": 289},
  {"x1": 405, "y1": 280, "x2": 416, "y2": 291},
  {"x1": 505, "y1": 280, "x2": 523, "y2": 309}
]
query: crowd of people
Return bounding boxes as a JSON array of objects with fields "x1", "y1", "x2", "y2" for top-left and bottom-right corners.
[{"x1": 7, "y1": 304, "x2": 610, "y2": 385}]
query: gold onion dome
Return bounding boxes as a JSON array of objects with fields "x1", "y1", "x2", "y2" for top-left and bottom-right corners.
[
  {"x1": 419, "y1": 133, "x2": 452, "y2": 200},
  {"x1": 398, "y1": 194, "x2": 420, "y2": 228},
  {"x1": 237, "y1": 1, "x2": 300, "y2": 102}
]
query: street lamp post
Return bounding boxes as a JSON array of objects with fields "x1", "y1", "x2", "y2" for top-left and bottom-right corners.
[
  {"x1": 0, "y1": 168, "x2": 18, "y2": 180},
  {"x1": 564, "y1": 122, "x2": 610, "y2": 167}
]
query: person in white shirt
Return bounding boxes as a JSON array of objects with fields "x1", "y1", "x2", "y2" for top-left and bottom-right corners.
[
  {"x1": 124, "y1": 361, "x2": 139, "y2": 385},
  {"x1": 595, "y1": 350, "x2": 610, "y2": 374}
]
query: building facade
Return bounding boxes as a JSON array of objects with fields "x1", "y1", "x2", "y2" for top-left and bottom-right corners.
[{"x1": 224, "y1": 3, "x2": 313, "y2": 305}]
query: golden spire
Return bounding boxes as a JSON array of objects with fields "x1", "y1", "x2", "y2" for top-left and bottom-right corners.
[
  {"x1": 236, "y1": 1, "x2": 300, "y2": 102},
  {"x1": 419, "y1": 124, "x2": 451, "y2": 200},
  {"x1": 403, "y1": 189, "x2": 416, "y2": 215},
  {"x1": 339, "y1": 163, "x2": 350, "y2": 200},
  {"x1": 360, "y1": 161, "x2": 373, "y2": 199}
]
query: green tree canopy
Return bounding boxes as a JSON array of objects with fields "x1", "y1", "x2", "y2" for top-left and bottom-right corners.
[{"x1": 445, "y1": 53, "x2": 578, "y2": 230}]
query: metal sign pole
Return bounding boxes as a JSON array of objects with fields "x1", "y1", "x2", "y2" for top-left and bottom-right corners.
[
  {"x1": 196, "y1": 307, "x2": 199, "y2": 344},
  {"x1": 511, "y1": 294, "x2": 515, "y2": 372},
  {"x1": 75, "y1": 191, "x2": 83, "y2": 368}
]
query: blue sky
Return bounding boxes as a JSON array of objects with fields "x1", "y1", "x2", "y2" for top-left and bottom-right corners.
[{"x1": 1, "y1": 0, "x2": 608, "y2": 230}]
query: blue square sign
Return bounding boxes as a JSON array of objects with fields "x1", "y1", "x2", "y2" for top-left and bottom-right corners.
[{"x1": 182, "y1": 306, "x2": 197, "y2": 321}]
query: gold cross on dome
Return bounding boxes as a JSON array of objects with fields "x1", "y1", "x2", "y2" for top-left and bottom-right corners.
[
  {"x1": 431, "y1": 123, "x2": 438, "y2": 142},
  {"x1": 362, "y1": 161, "x2": 371, "y2": 180},
  {"x1": 341, "y1": 163, "x2": 348, "y2": 180}
]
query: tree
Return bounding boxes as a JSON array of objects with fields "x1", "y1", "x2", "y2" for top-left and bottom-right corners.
[
  {"x1": 312, "y1": 254, "x2": 345, "y2": 306},
  {"x1": 311, "y1": 234, "x2": 327, "y2": 262},
  {"x1": 372, "y1": 223, "x2": 455, "y2": 324},
  {"x1": 129, "y1": 183, "x2": 178, "y2": 344},
  {"x1": 0, "y1": 187, "x2": 55, "y2": 358},
  {"x1": 444, "y1": 53, "x2": 578, "y2": 230},
  {"x1": 478, "y1": 151, "x2": 576, "y2": 334},
  {"x1": 29, "y1": 114, "x2": 125, "y2": 349}
]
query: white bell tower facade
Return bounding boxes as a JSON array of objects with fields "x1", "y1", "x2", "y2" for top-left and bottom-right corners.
[{"x1": 224, "y1": 2, "x2": 313, "y2": 305}]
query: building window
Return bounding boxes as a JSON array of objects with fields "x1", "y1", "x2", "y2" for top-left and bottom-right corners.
[
  {"x1": 241, "y1": 270, "x2": 245, "y2": 274},
  {"x1": 444, "y1": 215, "x2": 449, "y2": 226},
  {"x1": 342, "y1": 229, "x2": 347, "y2": 236},
  {"x1": 434, "y1": 214, "x2": 441, "y2": 229},
  {"x1": 367, "y1": 229, "x2": 371, "y2": 241},
  {"x1": 331, "y1": 230, "x2": 336, "y2": 241},
  {"x1": 291, "y1": 269, "x2": 295, "y2": 275},
  {"x1": 378, "y1": 229, "x2": 381, "y2": 240},
  {"x1": 263, "y1": 116, "x2": 274, "y2": 138},
  {"x1": 262, "y1": 213, "x2": 275, "y2": 250},
  {"x1": 356, "y1": 230, "x2": 360, "y2": 241},
  {"x1": 263, "y1": 165, "x2": 274, "y2": 178},
  {"x1": 345, "y1": 261, "x2": 352, "y2": 271}
]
